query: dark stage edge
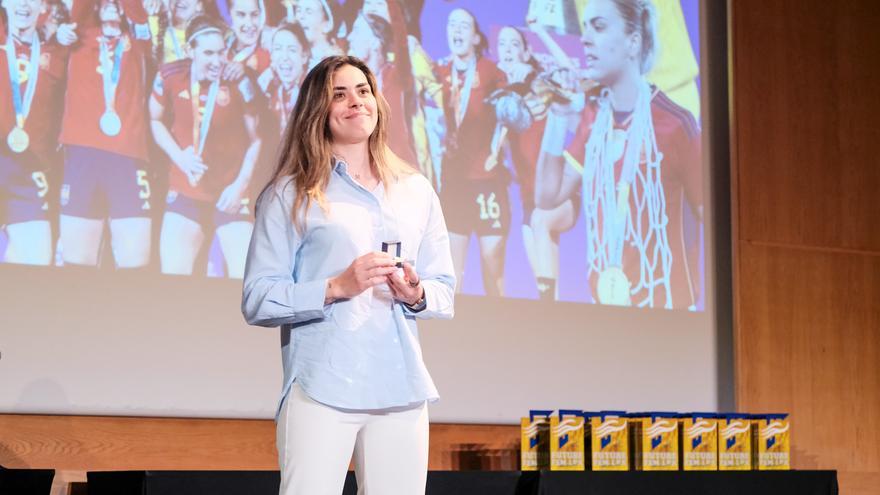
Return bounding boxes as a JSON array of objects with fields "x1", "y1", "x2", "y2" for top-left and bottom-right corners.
[
  {"x1": 86, "y1": 469, "x2": 838, "y2": 495},
  {"x1": 0, "y1": 467, "x2": 55, "y2": 495}
]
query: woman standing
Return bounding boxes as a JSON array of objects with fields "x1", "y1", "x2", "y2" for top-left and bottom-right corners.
[
  {"x1": 535, "y1": 0, "x2": 702, "y2": 309},
  {"x1": 57, "y1": 0, "x2": 153, "y2": 269},
  {"x1": 149, "y1": 15, "x2": 261, "y2": 278},
  {"x1": 242, "y1": 55, "x2": 454, "y2": 494}
]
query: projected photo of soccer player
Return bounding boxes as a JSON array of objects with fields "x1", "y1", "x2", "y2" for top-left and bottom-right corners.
[
  {"x1": 147, "y1": 0, "x2": 204, "y2": 64},
  {"x1": 358, "y1": 0, "x2": 440, "y2": 185},
  {"x1": 294, "y1": 0, "x2": 342, "y2": 69},
  {"x1": 535, "y1": 0, "x2": 702, "y2": 309},
  {"x1": 491, "y1": 24, "x2": 579, "y2": 300},
  {"x1": 0, "y1": 0, "x2": 67, "y2": 265},
  {"x1": 57, "y1": 0, "x2": 154, "y2": 269},
  {"x1": 252, "y1": 22, "x2": 307, "y2": 204},
  {"x1": 149, "y1": 15, "x2": 261, "y2": 278},
  {"x1": 223, "y1": 0, "x2": 269, "y2": 80},
  {"x1": 347, "y1": 10, "x2": 417, "y2": 165},
  {"x1": 435, "y1": 8, "x2": 508, "y2": 296}
]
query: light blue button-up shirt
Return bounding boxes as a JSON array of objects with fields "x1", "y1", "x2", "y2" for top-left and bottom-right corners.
[{"x1": 241, "y1": 159, "x2": 455, "y2": 417}]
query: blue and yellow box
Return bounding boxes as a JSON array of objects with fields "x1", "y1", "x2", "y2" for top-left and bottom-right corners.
[
  {"x1": 753, "y1": 414, "x2": 790, "y2": 470},
  {"x1": 587, "y1": 411, "x2": 629, "y2": 471},
  {"x1": 681, "y1": 413, "x2": 718, "y2": 470},
  {"x1": 629, "y1": 412, "x2": 679, "y2": 471},
  {"x1": 550, "y1": 409, "x2": 586, "y2": 470},
  {"x1": 718, "y1": 414, "x2": 752, "y2": 470},
  {"x1": 520, "y1": 410, "x2": 552, "y2": 471}
]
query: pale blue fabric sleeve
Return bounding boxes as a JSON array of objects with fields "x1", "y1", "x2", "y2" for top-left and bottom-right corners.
[
  {"x1": 241, "y1": 182, "x2": 331, "y2": 327},
  {"x1": 402, "y1": 186, "x2": 455, "y2": 319}
]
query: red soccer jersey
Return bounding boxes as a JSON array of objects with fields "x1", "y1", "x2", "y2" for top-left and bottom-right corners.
[
  {"x1": 380, "y1": 63, "x2": 417, "y2": 166},
  {"x1": 565, "y1": 87, "x2": 702, "y2": 309},
  {"x1": 508, "y1": 115, "x2": 547, "y2": 209},
  {"x1": 435, "y1": 56, "x2": 505, "y2": 181},
  {"x1": 152, "y1": 59, "x2": 259, "y2": 201},
  {"x1": 259, "y1": 74, "x2": 297, "y2": 138},
  {"x1": 0, "y1": 32, "x2": 68, "y2": 165},
  {"x1": 253, "y1": 73, "x2": 296, "y2": 198},
  {"x1": 59, "y1": 0, "x2": 152, "y2": 161},
  {"x1": 229, "y1": 44, "x2": 271, "y2": 75}
]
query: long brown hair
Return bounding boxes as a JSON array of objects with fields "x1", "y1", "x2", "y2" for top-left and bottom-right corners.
[{"x1": 268, "y1": 55, "x2": 412, "y2": 233}]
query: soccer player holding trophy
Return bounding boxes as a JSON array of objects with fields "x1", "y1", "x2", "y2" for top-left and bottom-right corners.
[{"x1": 536, "y1": 0, "x2": 702, "y2": 309}]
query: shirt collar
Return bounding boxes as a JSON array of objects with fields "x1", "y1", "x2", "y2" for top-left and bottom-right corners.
[{"x1": 332, "y1": 156, "x2": 348, "y2": 176}]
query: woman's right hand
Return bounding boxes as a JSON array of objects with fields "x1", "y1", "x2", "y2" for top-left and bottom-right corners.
[
  {"x1": 55, "y1": 23, "x2": 78, "y2": 46},
  {"x1": 174, "y1": 146, "x2": 208, "y2": 186},
  {"x1": 326, "y1": 252, "x2": 398, "y2": 302},
  {"x1": 143, "y1": 0, "x2": 161, "y2": 15}
]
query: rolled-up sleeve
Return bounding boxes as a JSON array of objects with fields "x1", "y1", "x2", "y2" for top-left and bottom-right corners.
[
  {"x1": 241, "y1": 182, "x2": 330, "y2": 327},
  {"x1": 403, "y1": 188, "x2": 455, "y2": 319}
]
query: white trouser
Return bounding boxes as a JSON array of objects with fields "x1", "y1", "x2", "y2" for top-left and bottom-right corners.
[{"x1": 276, "y1": 383, "x2": 429, "y2": 495}]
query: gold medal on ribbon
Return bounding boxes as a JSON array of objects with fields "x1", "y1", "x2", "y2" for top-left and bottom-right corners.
[
  {"x1": 6, "y1": 33, "x2": 40, "y2": 154},
  {"x1": 597, "y1": 266, "x2": 631, "y2": 306},
  {"x1": 7, "y1": 125, "x2": 29, "y2": 153}
]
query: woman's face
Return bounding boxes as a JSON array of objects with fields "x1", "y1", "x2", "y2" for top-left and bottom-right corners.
[
  {"x1": 172, "y1": 0, "x2": 202, "y2": 24},
  {"x1": 361, "y1": 0, "x2": 388, "y2": 21},
  {"x1": 230, "y1": 0, "x2": 262, "y2": 47},
  {"x1": 98, "y1": 0, "x2": 122, "y2": 24},
  {"x1": 271, "y1": 29, "x2": 307, "y2": 85},
  {"x1": 346, "y1": 15, "x2": 379, "y2": 66},
  {"x1": 1, "y1": 0, "x2": 44, "y2": 32},
  {"x1": 295, "y1": 0, "x2": 330, "y2": 42},
  {"x1": 497, "y1": 27, "x2": 528, "y2": 65},
  {"x1": 327, "y1": 64, "x2": 378, "y2": 145},
  {"x1": 446, "y1": 8, "x2": 478, "y2": 58},
  {"x1": 191, "y1": 32, "x2": 227, "y2": 81},
  {"x1": 580, "y1": 0, "x2": 639, "y2": 83}
]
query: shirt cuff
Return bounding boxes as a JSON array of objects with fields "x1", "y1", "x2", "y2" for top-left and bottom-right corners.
[
  {"x1": 298, "y1": 277, "x2": 335, "y2": 320},
  {"x1": 402, "y1": 290, "x2": 427, "y2": 314}
]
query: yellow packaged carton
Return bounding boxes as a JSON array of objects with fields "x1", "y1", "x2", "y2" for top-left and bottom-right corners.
[
  {"x1": 753, "y1": 414, "x2": 790, "y2": 470},
  {"x1": 629, "y1": 412, "x2": 679, "y2": 471},
  {"x1": 718, "y1": 414, "x2": 752, "y2": 470},
  {"x1": 550, "y1": 410, "x2": 586, "y2": 471},
  {"x1": 588, "y1": 411, "x2": 629, "y2": 471},
  {"x1": 681, "y1": 413, "x2": 718, "y2": 470},
  {"x1": 521, "y1": 410, "x2": 552, "y2": 471}
]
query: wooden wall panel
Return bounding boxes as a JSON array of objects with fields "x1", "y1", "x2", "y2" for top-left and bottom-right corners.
[
  {"x1": 0, "y1": 414, "x2": 519, "y2": 472},
  {"x1": 731, "y1": 1, "x2": 880, "y2": 495},
  {"x1": 732, "y1": 0, "x2": 880, "y2": 251},
  {"x1": 735, "y1": 243, "x2": 879, "y2": 486}
]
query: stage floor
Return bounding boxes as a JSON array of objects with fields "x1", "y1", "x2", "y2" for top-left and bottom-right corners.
[{"x1": 84, "y1": 469, "x2": 839, "y2": 495}]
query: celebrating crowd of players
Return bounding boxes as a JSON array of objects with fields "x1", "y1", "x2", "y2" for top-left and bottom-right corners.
[{"x1": 0, "y1": 0, "x2": 702, "y2": 309}]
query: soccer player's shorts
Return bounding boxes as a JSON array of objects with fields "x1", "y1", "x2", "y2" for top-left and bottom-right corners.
[
  {"x1": 0, "y1": 152, "x2": 50, "y2": 225},
  {"x1": 440, "y1": 176, "x2": 511, "y2": 237},
  {"x1": 164, "y1": 190, "x2": 252, "y2": 231},
  {"x1": 60, "y1": 145, "x2": 152, "y2": 219}
]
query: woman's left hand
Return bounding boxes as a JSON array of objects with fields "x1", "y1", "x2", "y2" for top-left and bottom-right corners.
[
  {"x1": 216, "y1": 179, "x2": 248, "y2": 214},
  {"x1": 387, "y1": 262, "x2": 424, "y2": 307}
]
